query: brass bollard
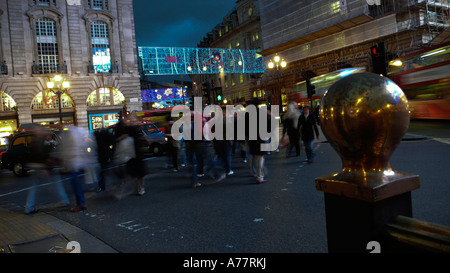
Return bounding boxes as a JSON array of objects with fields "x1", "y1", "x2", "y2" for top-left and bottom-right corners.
[{"x1": 316, "y1": 72, "x2": 420, "y2": 252}]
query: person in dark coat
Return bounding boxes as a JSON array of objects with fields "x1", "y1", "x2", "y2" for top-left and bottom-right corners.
[
  {"x1": 165, "y1": 117, "x2": 181, "y2": 172},
  {"x1": 126, "y1": 117, "x2": 147, "y2": 195},
  {"x1": 245, "y1": 99, "x2": 271, "y2": 183},
  {"x1": 94, "y1": 128, "x2": 115, "y2": 192},
  {"x1": 297, "y1": 106, "x2": 320, "y2": 163},
  {"x1": 213, "y1": 111, "x2": 233, "y2": 176},
  {"x1": 282, "y1": 102, "x2": 301, "y2": 157}
]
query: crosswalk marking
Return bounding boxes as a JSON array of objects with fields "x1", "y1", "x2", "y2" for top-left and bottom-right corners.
[{"x1": 433, "y1": 138, "x2": 450, "y2": 145}]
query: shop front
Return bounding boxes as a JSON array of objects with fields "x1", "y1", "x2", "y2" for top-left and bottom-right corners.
[
  {"x1": 30, "y1": 89, "x2": 75, "y2": 129},
  {"x1": 86, "y1": 87, "x2": 126, "y2": 132},
  {"x1": 31, "y1": 111, "x2": 75, "y2": 129},
  {"x1": 0, "y1": 92, "x2": 18, "y2": 148}
]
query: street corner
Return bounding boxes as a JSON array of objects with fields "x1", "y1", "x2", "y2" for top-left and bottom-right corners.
[{"x1": 0, "y1": 208, "x2": 68, "y2": 253}]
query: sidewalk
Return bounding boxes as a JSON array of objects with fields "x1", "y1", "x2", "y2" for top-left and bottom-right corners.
[{"x1": 0, "y1": 206, "x2": 117, "y2": 253}]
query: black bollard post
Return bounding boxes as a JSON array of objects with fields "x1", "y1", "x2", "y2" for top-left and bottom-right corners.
[{"x1": 315, "y1": 72, "x2": 420, "y2": 253}]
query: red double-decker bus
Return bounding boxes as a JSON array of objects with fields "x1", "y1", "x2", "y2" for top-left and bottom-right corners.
[
  {"x1": 134, "y1": 108, "x2": 173, "y2": 132},
  {"x1": 387, "y1": 41, "x2": 450, "y2": 120}
]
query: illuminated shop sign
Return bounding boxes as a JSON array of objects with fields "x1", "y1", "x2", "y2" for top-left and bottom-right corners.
[{"x1": 88, "y1": 113, "x2": 119, "y2": 132}]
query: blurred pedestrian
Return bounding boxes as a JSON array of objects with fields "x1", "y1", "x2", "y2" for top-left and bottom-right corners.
[
  {"x1": 314, "y1": 104, "x2": 320, "y2": 126},
  {"x1": 94, "y1": 128, "x2": 115, "y2": 192},
  {"x1": 179, "y1": 137, "x2": 187, "y2": 167},
  {"x1": 25, "y1": 130, "x2": 69, "y2": 214},
  {"x1": 213, "y1": 111, "x2": 233, "y2": 176},
  {"x1": 83, "y1": 134, "x2": 100, "y2": 187},
  {"x1": 127, "y1": 116, "x2": 147, "y2": 196},
  {"x1": 165, "y1": 117, "x2": 181, "y2": 172},
  {"x1": 60, "y1": 126, "x2": 90, "y2": 212},
  {"x1": 297, "y1": 106, "x2": 320, "y2": 163},
  {"x1": 246, "y1": 99, "x2": 271, "y2": 184},
  {"x1": 282, "y1": 102, "x2": 301, "y2": 157},
  {"x1": 113, "y1": 130, "x2": 135, "y2": 198},
  {"x1": 185, "y1": 110, "x2": 205, "y2": 188},
  {"x1": 185, "y1": 110, "x2": 225, "y2": 188}
]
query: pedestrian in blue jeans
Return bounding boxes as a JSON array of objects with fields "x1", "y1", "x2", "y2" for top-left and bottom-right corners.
[
  {"x1": 68, "y1": 169, "x2": 86, "y2": 211},
  {"x1": 297, "y1": 106, "x2": 320, "y2": 163},
  {"x1": 24, "y1": 130, "x2": 69, "y2": 214},
  {"x1": 60, "y1": 126, "x2": 89, "y2": 212}
]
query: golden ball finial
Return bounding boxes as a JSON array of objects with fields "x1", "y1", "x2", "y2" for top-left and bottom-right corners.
[{"x1": 316, "y1": 72, "x2": 419, "y2": 201}]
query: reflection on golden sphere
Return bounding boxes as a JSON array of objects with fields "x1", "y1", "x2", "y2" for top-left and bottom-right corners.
[{"x1": 319, "y1": 72, "x2": 410, "y2": 187}]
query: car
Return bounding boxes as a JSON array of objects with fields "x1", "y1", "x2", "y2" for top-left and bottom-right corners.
[
  {"x1": 0, "y1": 130, "x2": 60, "y2": 176},
  {"x1": 138, "y1": 122, "x2": 168, "y2": 156},
  {"x1": 108, "y1": 121, "x2": 167, "y2": 156}
]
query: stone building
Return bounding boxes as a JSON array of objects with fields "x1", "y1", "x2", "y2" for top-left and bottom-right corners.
[
  {"x1": 0, "y1": 0, "x2": 141, "y2": 137},
  {"x1": 192, "y1": 0, "x2": 263, "y2": 105},
  {"x1": 257, "y1": 0, "x2": 450, "y2": 109}
]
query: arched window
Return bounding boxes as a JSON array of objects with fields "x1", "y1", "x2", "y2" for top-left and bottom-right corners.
[
  {"x1": 0, "y1": 91, "x2": 16, "y2": 112},
  {"x1": 31, "y1": 90, "x2": 74, "y2": 110},
  {"x1": 86, "y1": 87, "x2": 125, "y2": 106},
  {"x1": 90, "y1": 21, "x2": 111, "y2": 73},
  {"x1": 35, "y1": 17, "x2": 59, "y2": 74}
]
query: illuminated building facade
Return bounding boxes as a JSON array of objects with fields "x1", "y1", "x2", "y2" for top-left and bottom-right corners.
[
  {"x1": 0, "y1": 0, "x2": 141, "y2": 134},
  {"x1": 257, "y1": 0, "x2": 450, "y2": 109}
]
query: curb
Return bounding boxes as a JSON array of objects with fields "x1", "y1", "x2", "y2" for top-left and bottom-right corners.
[{"x1": 0, "y1": 207, "x2": 118, "y2": 253}]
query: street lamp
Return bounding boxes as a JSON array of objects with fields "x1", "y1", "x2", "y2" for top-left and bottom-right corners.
[
  {"x1": 267, "y1": 55, "x2": 287, "y2": 111},
  {"x1": 47, "y1": 74, "x2": 70, "y2": 129}
]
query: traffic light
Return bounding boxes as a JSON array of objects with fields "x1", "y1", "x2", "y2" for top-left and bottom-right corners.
[
  {"x1": 371, "y1": 42, "x2": 387, "y2": 75},
  {"x1": 213, "y1": 86, "x2": 223, "y2": 104},
  {"x1": 202, "y1": 81, "x2": 211, "y2": 104},
  {"x1": 267, "y1": 96, "x2": 272, "y2": 105},
  {"x1": 306, "y1": 78, "x2": 315, "y2": 99}
]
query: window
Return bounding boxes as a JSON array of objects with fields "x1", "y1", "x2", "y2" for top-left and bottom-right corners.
[
  {"x1": 90, "y1": 21, "x2": 111, "y2": 73},
  {"x1": 0, "y1": 119, "x2": 17, "y2": 146},
  {"x1": 99, "y1": 88, "x2": 110, "y2": 105},
  {"x1": 31, "y1": 90, "x2": 74, "y2": 110},
  {"x1": 86, "y1": 87, "x2": 125, "y2": 106},
  {"x1": 33, "y1": 0, "x2": 56, "y2": 6},
  {"x1": 35, "y1": 18, "x2": 59, "y2": 74},
  {"x1": 0, "y1": 92, "x2": 16, "y2": 112},
  {"x1": 252, "y1": 32, "x2": 259, "y2": 42},
  {"x1": 87, "y1": 0, "x2": 109, "y2": 10},
  {"x1": 12, "y1": 136, "x2": 26, "y2": 148},
  {"x1": 239, "y1": 73, "x2": 244, "y2": 84},
  {"x1": 330, "y1": 1, "x2": 341, "y2": 15}
]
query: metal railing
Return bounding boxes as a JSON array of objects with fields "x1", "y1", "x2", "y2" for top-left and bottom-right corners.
[
  {"x1": 32, "y1": 61, "x2": 67, "y2": 74},
  {"x1": 384, "y1": 215, "x2": 450, "y2": 252},
  {"x1": 0, "y1": 61, "x2": 7, "y2": 75}
]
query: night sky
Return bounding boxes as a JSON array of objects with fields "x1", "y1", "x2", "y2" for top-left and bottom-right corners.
[{"x1": 133, "y1": 0, "x2": 237, "y2": 48}]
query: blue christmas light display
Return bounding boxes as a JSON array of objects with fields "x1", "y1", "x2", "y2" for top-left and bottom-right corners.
[{"x1": 138, "y1": 47, "x2": 265, "y2": 75}]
